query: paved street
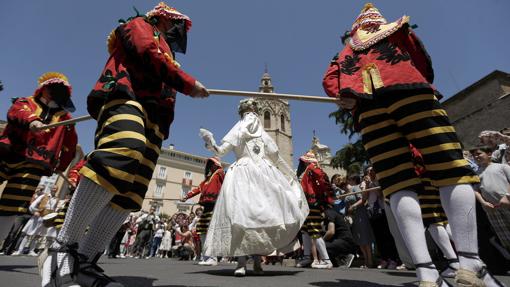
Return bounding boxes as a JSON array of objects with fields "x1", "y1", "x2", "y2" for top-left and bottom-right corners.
[{"x1": 1, "y1": 256, "x2": 509, "y2": 287}]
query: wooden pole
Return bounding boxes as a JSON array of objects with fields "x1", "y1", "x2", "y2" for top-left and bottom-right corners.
[
  {"x1": 336, "y1": 186, "x2": 381, "y2": 199},
  {"x1": 208, "y1": 89, "x2": 338, "y2": 104},
  {"x1": 35, "y1": 89, "x2": 338, "y2": 130}
]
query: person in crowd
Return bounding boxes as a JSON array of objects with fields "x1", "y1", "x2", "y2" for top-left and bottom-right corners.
[
  {"x1": 323, "y1": 205, "x2": 357, "y2": 268},
  {"x1": 345, "y1": 174, "x2": 375, "y2": 268},
  {"x1": 174, "y1": 224, "x2": 194, "y2": 261},
  {"x1": 158, "y1": 225, "x2": 173, "y2": 258},
  {"x1": 0, "y1": 72, "x2": 77, "y2": 246},
  {"x1": 472, "y1": 146, "x2": 510, "y2": 252},
  {"x1": 40, "y1": 2, "x2": 208, "y2": 286},
  {"x1": 199, "y1": 98, "x2": 308, "y2": 277},
  {"x1": 149, "y1": 225, "x2": 165, "y2": 258},
  {"x1": 479, "y1": 130, "x2": 510, "y2": 165},
  {"x1": 133, "y1": 207, "x2": 159, "y2": 259}
]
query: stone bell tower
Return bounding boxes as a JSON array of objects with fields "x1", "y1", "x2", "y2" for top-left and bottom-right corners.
[{"x1": 254, "y1": 69, "x2": 294, "y2": 167}]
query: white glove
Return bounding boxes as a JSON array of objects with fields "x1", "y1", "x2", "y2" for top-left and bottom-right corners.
[{"x1": 199, "y1": 128, "x2": 217, "y2": 151}]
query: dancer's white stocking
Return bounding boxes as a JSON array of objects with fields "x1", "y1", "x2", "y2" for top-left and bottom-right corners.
[
  {"x1": 315, "y1": 237, "x2": 330, "y2": 261},
  {"x1": 390, "y1": 190, "x2": 439, "y2": 282},
  {"x1": 428, "y1": 223, "x2": 458, "y2": 261}
]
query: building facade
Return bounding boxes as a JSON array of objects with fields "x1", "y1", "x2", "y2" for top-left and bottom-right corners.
[
  {"x1": 309, "y1": 135, "x2": 345, "y2": 178},
  {"x1": 254, "y1": 71, "x2": 294, "y2": 167},
  {"x1": 442, "y1": 70, "x2": 510, "y2": 149},
  {"x1": 141, "y1": 145, "x2": 228, "y2": 217}
]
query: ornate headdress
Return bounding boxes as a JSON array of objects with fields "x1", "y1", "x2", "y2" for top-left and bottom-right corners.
[
  {"x1": 146, "y1": 2, "x2": 192, "y2": 31},
  {"x1": 299, "y1": 150, "x2": 318, "y2": 163},
  {"x1": 349, "y1": 3, "x2": 409, "y2": 51},
  {"x1": 238, "y1": 98, "x2": 260, "y2": 116}
]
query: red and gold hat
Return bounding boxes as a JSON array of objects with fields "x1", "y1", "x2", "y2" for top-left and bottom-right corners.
[
  {"x1": 208, "y1": 156, "x2": 222, "y2": 167},
  {"x1": 146, "y1": 2, "x2": 192, "y2": 31},
  {"x1": 351, "y1": 3, "x2": 387, "y2": 32},
  {"x1": 300, "y1": 150, "x2": 318, "y2": 164},
  {"x1": 349, "y1": 3, "x2": 409, "y2": 51},
  {"x1": 35, "y1": 72, "x2": 75, "y2": 112}
]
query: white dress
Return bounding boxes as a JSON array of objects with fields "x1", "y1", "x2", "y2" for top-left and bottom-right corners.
[{"x1": 201, "y1": 112, "x2": 309, "y2": 257}]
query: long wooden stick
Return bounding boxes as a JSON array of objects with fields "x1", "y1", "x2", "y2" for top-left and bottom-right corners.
[
  {"x1": 35, "y1": 89, "x2": 338, "y2": 130},
  {"x1": 336, "y1": 186, "x2": 381, "y2": 199},
  {"x1": 208, "y1": 89, "x2": 338, "y2": 104}
]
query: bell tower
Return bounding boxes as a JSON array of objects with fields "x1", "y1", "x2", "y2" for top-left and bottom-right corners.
[{"x1": 255, "y1": 68, "x2": 294, "y2": 167}]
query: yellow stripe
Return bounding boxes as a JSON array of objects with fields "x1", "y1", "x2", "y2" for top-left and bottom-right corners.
[
  {"x1": 3, "y1": 161, "x2": 44, "y2": 170},
  {"x1": 80, "y1": 166, "x2": 120, "y2": 194},
  {"x1": 103, "y1": 99, "x2": 145, "y2": 112},
  {"x1": 422, "y1": 212, "x2": 447, "y2": 219},
  {"x1": 96, "y1": 114, "x2": 145, "y2": 138},
  {"x1": 140, "y1": 157, "x2": 156, "y2": 171},
  {"x1": 110, "y1": 202, "x2": 128, "y2": 211},
  {"x1": 96, "y1": 147, "x2": 144, "y2": 163},
  {"x1": 397, "y1": 109, "x2": 447, "y2": 127},
  {"x1": 124, "y1": 192, "x2": 144, "y2": 207},
  {"x1": 307, "y1": 216, "x2": 323, "y2": 220},
  {"x1": 370, "y1": 147, "x2": 410, "y2": 164},
  {"x1": 387, "y1": 94, "x2": 432, "y2": 113},
  {"x1": 433, "y1": 175, "x2": 479, "y2": 187},
  {"x1": 419, "y1": 143, "x2": 462, "y2": 155},
  {"x1": 0, "y1": 205, "x2": 27, "y2": 213},
  {"x1": 10, "y1": 172, "x2": 41, "y2": 181},
  {"x1": 426, "y1": 159, "x2": 468, "y2": 171},
  {"x1": 146, "y1": 119, "x2": 164, "y2": 141},
  {"x1": 1, "y1": 194, "x2": 32, "y2": 201},
  {"x1": 364, "y1": 132, "x2": 402, "y2": 150},
  {"x1": 359, "y1": 108, "x2": 386, "y2": 122},
  {"x1": 383, "y1": 178, "x2": 422, "y2": 196},
  {"x1": 146, "y1": 140, "x2": 161, "y2": 155},
  {"x1": 5, "y1": 183, "x2": 37, "y2": 191},
  {"x1": 134, "y1": 174, "x2": 150, "y2": 187},
  {"x1": 98, "y1": 131, "x2": 147, "y2": 148},
  {"x1": 0, "y1": 171, "x2": 7, "y2": 179},
  {"x1": 361, "y1": 119, "x2": 396, "y2": 135},
  {"x1": 105, "y1": 165, "x2": 136, "y2": 182},
  {"x1": 420, "y1": 204, "x2": 443, "y2": 209},
  {"x1": 376, "y1": 162, "x2": 414, "y2": 179},
  {"x1": 407, "y1": 126, "x2": 456, "y2": 140},
  {"x1": 418, "y1": 195, "x2": 441, "y2": 200}
]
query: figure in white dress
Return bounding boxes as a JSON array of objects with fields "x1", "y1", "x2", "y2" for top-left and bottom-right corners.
[{"x1": 200, "y1": 98, "x2": 309, "y2": 276}]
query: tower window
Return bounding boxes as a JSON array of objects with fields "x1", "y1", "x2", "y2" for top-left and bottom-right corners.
[
  {"x1": 280, "y1": 115, "x2": 285, "y2": 132},
  {"x1": 264, "y1": 111, "x2": 271, "y2": 128}
]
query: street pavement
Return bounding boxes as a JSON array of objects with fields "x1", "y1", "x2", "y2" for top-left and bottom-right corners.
[{"x1": 0, "y1": 255, "x2": 509, "y2": 287}]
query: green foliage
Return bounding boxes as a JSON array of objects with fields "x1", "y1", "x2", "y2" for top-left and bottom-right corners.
[{"x1": 329, "y1": 108, "x2": 369, "y2": 174}]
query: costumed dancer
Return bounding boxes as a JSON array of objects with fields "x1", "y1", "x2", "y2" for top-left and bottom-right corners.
[
  {"x1": 180, "y1": 157, "x2": 225, "y2": 266},
  {"x1": 199, "y1": 98, "x2": 308, "y2": 277},
  {"x1": 411, "y1": 144, "x2": 460, "y2": 278},
  {"x1": 323, "y1": 3, "x2": 505, "y2": 286},
  {"x1": 40, "y1": 2, "x2": 209, "y2": 287},
  {"x1": 295, "y1": 151, "x2": 336, "y2": 269},
  {"x1": 0, "y1": 72, "x2": 77, "y2": 246}
]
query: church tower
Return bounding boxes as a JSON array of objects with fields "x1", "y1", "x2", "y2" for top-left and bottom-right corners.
[{"x1": 254, "y1": 69, "x2": 294, "y2": 167}]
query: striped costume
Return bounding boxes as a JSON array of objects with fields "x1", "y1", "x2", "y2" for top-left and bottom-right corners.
[
  {"x1": 184, "y1": 157, "x2": 224, "y2": 235},
  {"x1": 323, "y1": 12, "x2": 479, "y2": 198},
  {"x1": 0, "y1": 92, "x2": 77, "y2": 216},
  {"x1": 83, "y1": 15, "x2": 197, "y2": 211}
]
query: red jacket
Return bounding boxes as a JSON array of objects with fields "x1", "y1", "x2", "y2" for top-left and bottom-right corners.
[
  {"x1": 0, "y1": 96, "x2": 77, "y2": 174},
  {"x1": 88, "y1": 17, "x2": 196, "y2": 139},
  {"x1": 185, "y1": 168, "x2": 224, "y2": 205},
  {"x1": 300, "y1": 162, "x2": 335, "y2": 207},
  {"x1": 323, "y1": 25, "x2": 435, "y2": 101}
]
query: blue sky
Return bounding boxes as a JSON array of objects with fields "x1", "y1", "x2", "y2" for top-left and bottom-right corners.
[{"x1": 1, "y1": 0, "x2": 510, "y2": 165}]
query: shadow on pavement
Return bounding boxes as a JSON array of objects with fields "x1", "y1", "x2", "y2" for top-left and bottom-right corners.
[
  {"x1": 189, "y1": 268, "x2": 303, "y2": 277},
  {"x1": 309, "y1": 279, "x2": 416, "y2": 287},
  {"x1": 383, "y1": 271, "x2": 417, "y2": 277},
  {"x1": 0, "y1": 264, "x2": 38, "y2": 275},
  {"x1": 113, "y1": 276, "x2": 217, "y2": 287}
]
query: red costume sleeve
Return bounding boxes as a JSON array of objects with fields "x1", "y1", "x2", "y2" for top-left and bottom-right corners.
[
  {"x1": 400, "y1": 28, "x2": 434, "y2": 84},
  {"x1": 117, "y1": 19, "x2": 196, "y2": 95},
  {"x1": 7, "y1": 98, "x2": 41, "y2": 127},
  {"x1": 68, "y1": 159, "x2": 86, "y2": 186},
  {"x1": 186, "y1": 186, "x2": 202, "y2": 200},
  {"x1": 322, "y1": 54, "x2": 341, "y2": 98},
  {"x1": 311, "y1": 167, "x2": 335, "y2": 206}
]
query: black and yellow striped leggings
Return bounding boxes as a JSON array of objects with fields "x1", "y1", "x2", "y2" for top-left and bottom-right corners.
[
  {"x1": 357, "y1": 91, "x2": 479, "y2": 198},
  {"x1": 81, "y1": 98, "x2": 164, "y2": 211},
  {"x1": 419, "y1": 176, "x2": 448, "y2": 227},
  {"x1": 0, "y1": 154, "x2": 43, "y2": 216}
]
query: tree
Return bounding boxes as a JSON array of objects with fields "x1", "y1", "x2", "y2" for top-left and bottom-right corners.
[{"x1": 329, "y1": 108, "x2": 369, "y2": 174}]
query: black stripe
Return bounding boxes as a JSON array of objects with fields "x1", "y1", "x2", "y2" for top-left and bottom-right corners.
[
  {"x1": 376, "y1": 168, "x2": 419, "y2": 188},
  {"x1": 111, "y1": 194, "x2": 140, "y2": 211},
  {"x1": 427, "y1": 166, "x2": 477, "y2": 181},
  {"x1": 411, "y1": 132, "x2": 462, "y2": 151},
  {"x1": 421, "y1": 149, "x2": 464, "y2": 165},
  {"x1": 365, "y1": 137, "x2": 410, "y2": 160}
]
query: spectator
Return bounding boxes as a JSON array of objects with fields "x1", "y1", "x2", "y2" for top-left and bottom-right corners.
[
  {"x1": 149, "y1": 225, "x2": 165, "y2": 258},
  {"x1": 472, "y1": 146, "x2": 510, "y2": 251},
  {"x1": 133, "y1": 207, "x2": 159, "y2": 258},
  {"x1": 175, "y1": 225, "x2": 194, "y2": 260},
  {"x1": 323, "y1": 206, "x2": 357, "y2": 268},
  {"x1": 345, "y1": 174, "x2": 375, "y2": 268},
  {"x1": 159, "y1": 226, "x2": 173, "y2": 258}
]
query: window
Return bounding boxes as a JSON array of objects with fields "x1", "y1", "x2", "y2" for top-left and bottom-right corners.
[
  {"x1": 184, "y1": 171, "x2": 192, "y2": 179},
  {"x1": 264, "y1": 111, "x2": 271, "y2": 128},
  {"x1": 158, "y1": 166, "x2": 167, "y2": 179},
  {"x1": 154, "y1": 184, "x2": 164, "y2": 198},
  {"x1": 181, "y1": 186, "x2": 191, "y2": 202},
  {"x1": 280, "y1": 115, "x2": 285, "y2": 132}
]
